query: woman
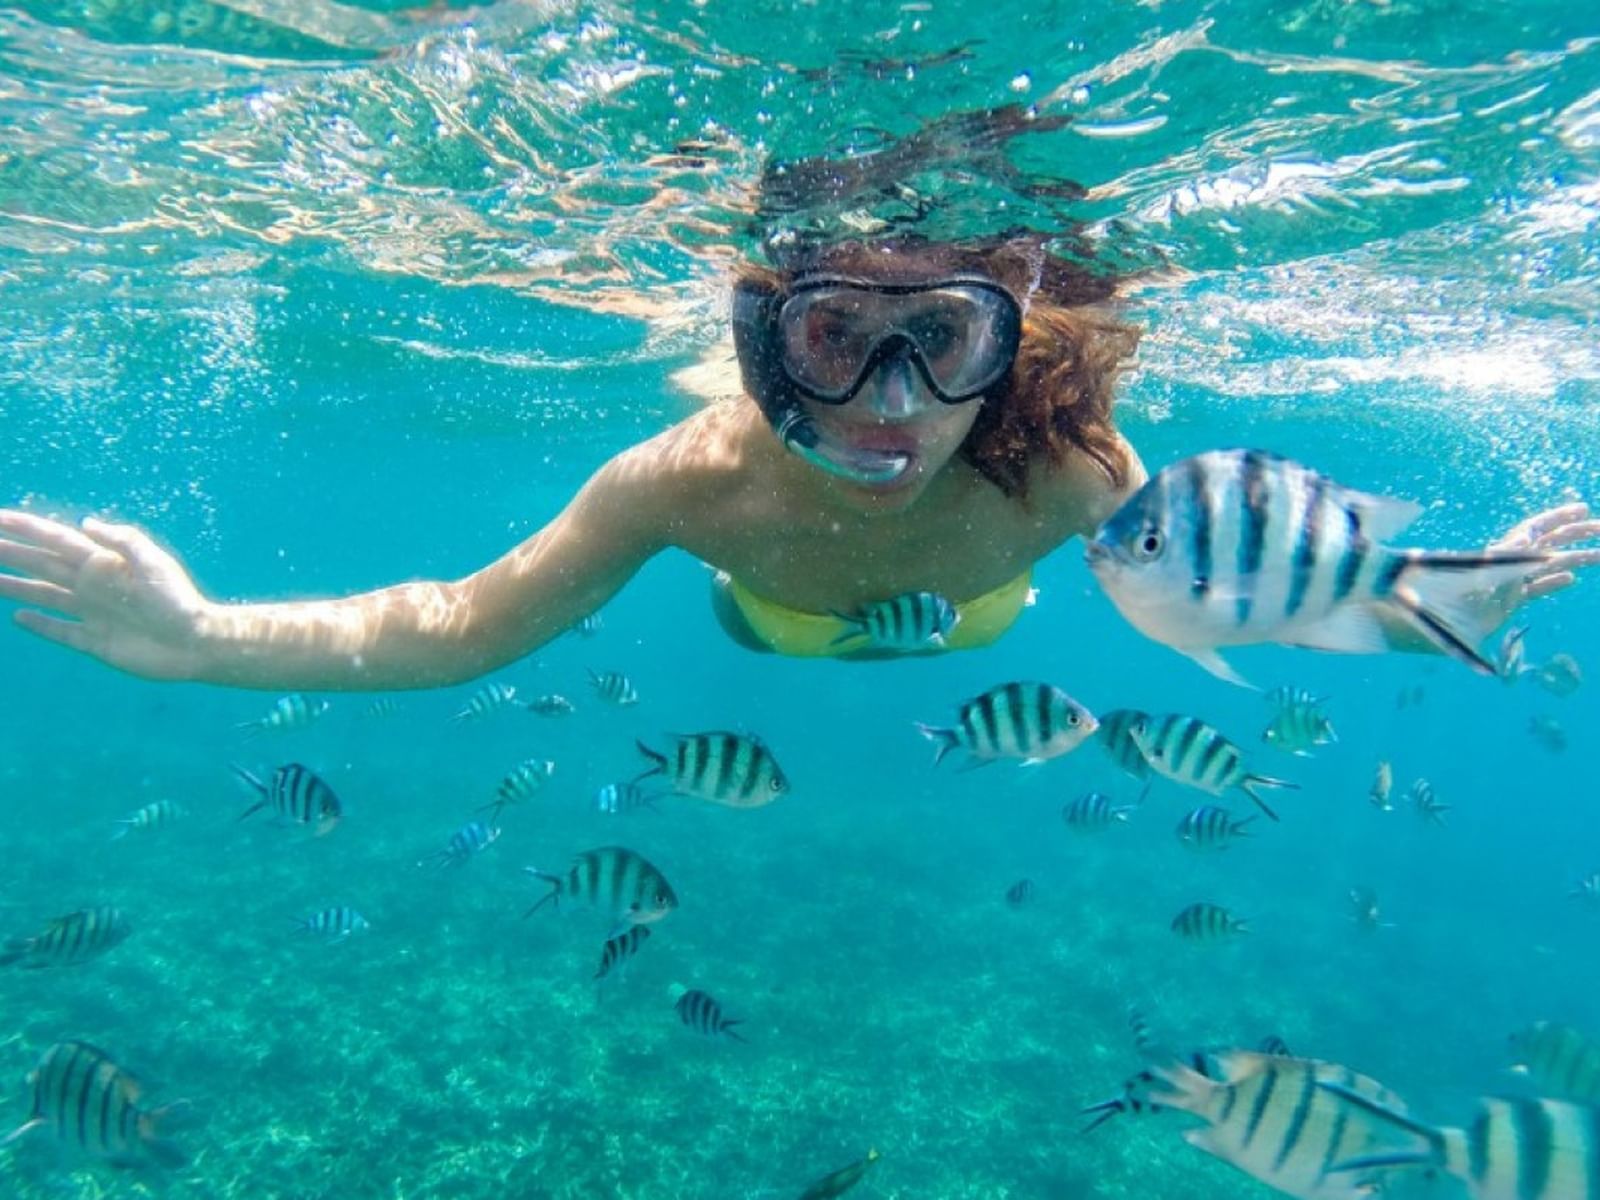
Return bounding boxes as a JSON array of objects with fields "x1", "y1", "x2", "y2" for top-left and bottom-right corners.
[{"x1": 0, "y1": 232, "x2": 1591, "y2": 688}]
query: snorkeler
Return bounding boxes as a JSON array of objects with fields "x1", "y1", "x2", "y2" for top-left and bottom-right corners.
[{"x1": 0, "y1": 231, "x2": 1595, "y2": 688}]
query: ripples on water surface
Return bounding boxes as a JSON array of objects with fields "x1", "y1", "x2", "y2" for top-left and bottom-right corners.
[{"x1": 1, "y1": 2, "x2": 1598, "y2": 1198}]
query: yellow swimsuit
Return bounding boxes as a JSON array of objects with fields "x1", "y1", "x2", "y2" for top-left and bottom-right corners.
[{"x1": 723, "y1": 570, "x2": 1033, "y2": 657}]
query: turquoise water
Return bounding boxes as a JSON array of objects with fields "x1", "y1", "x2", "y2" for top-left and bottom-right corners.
[{"x1": 2, "y1": 1, "x2": 1598, "y2": 1196}]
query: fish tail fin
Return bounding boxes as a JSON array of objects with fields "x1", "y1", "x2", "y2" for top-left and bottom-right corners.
[
  {"x1": 0, "y1": 938, "x2": 32, "y2": 968},
  {"x1": 1080, "y1": 1093, "x2": 1137, "y2": 1133},
  {"x1": 826, "y1": 610, "x2": 867, "y2": 647},
  {"x1": 522, "y1": 869, "x2": 561, "y2": 918},
  {"x1": 230, "y1": 763, "x2": 266, "y2": 795},
  {"x1": 1239, "y1": 776, "x2": 1295, "y2": 821},
  {"x1": 110, "y1": 821, "x2": 132, "y2": 841},
  {"x1": 1142, "y1": 1057, "x2": 1220, "y2": 1117},
  {"x1": 1386, "y1": 549, "x2": 1550, "y2": 674},
  {"x1": 1234, "y1": 815, "x2": 1258, "y2": 837},
  {"x1": 632, "y1": 740, "x2": 667, "y2": 781},
  {"x1": 723, "y1": 1021, "x2": 748, "y2": 1043},
  {"x1": 138, "y1": 1100, "x2": 195, "y2": 1169},
  {"x1": 913, "y1": 723, "x2": 961, "y2": 766}
]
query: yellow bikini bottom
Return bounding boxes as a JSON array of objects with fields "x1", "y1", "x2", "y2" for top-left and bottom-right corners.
[{"x1": 723, "y1": 570, "x2": 1033, "y2": 658}]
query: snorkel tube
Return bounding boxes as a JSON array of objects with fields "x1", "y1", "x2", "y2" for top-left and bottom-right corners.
[{"x1": 731, "y1": 278, "x2": 914, "y2": 486}]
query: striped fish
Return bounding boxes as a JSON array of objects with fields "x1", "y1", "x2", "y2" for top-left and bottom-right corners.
[
  {"x1": 452, "y1": 681, "x2": 519, "y2": 722},
  {"x1": 1570, "y1": 875, "x2": 1600, "y2": 904},
  {"x1": 594, "y1": 925, "x2": 651, "y2": 982},
  {"x1": 1509, "y1": 1022, "x2": 1600, "y2": 1105},
  {"x1": 829, "y1": 590, "x2": 959, "y2": 651},
  {"x1": 575, "y1": 612, "x2": 604, "y2": 638},
  {"x1": 1320, "y1": 1087, "x2": 1600, "y2": 1200},
  {"x1": 1129, "y1": 713, "x2": 1295, "y2": 821},
  {"x1": 1005, "y1": 879, "x2": 1036, "y2": 907},
  {"x1": 1408, "y1": 778, "x2": 1448, "y2": 826},
  {"x1": 916, "y1": 681, "x2": 1098, "y2": 767},
  {"x1": 1062, "y1": 791, "x2": 1136, "y2": 832},
  {"x1": 674, "y1": 988, "x2": 746, "y2": 1042},
  {"x1": 1348, "y1": 888, "x2": 1387, "y2": 931},
  {"x1": 362, "y1": 696, "x2": 402, "y2": 719},
  {"x1": 1536, "y1": 652, "x2": 1582, "y2": 697},
  {"x1": 596, "y1": 781, "x2": 656, "y2": 815},
  {"x1": 295, "y1": 907, "x2": 370, "y2": 943},
  {"x1": 527, "y1": 693, "x2": 576, "y2": 717},
  {"x1": 1171, "y1": 902, "x2": 1248, "y2": 941},
  {"x1": 112, "y1": 798, "x2": 187, "y2": 840},
  {"x1": 1133, "y1": 1051, "x2": 1418, "y2": 1199},
  {"x1": 1175, "y1": 805, "x2": 1255, "y2": 851},
  {"x1": 1098, "y1": 708, "x2": 1154, "y2": 781},
  {"x1": 588, "y1": 669, "x2": 639, "y2": 706},
  {"x1": 0, "y1": 906, "x2": 132, "y2": 969},
  {"x1": 635, "y1": 732, "x2": 788, "y2": 808},
  {"x1": 1369, "y1": 761, "x2": 1394, "y2": 811},
  {"x1": 0, "y1": 1041, "x2": 188, "y2": 1168},
  {"x1": 236, "y1": 693, "x2": 329, "y2": 735},
  {"x1": 419, "y1": 821, "x2": 500, "y2": 869},
  {"x1": 233, "y1": 762, "x2": 342, "y2": 836},
  {"x1": 1086, "y1": 449, "x2": 1550, "y2": 686},
  {"x1": 799, "y1": 1148, "x2": 881, "y2": 1200},
  {"x1": 1529, "y1": 715, "x2": 1568, "y2": 754},
  {"x1": 524, "y1": 846, "x2": 677, "y2": 930},
  {"x1": 480, "y1": 758, "x2": 556, "y2": 823},
  {"x1": 1262, "y1": 696, "x2": 1337, "y2": 757},
  {"x1": 1498, "y1": 625, "x2": 1533, "y2": 683}
]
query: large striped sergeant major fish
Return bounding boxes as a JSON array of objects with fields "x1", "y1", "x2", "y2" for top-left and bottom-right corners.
[
  {"x1": 916, "y1": 681, "x2": 1098, "y2": 766},
  {"x1": 0, "y1": 1040, "x2": 189, "y2": 1168},
  {"x1": 1319, "y1": 1085, "x2": 1600, "y2": 1200},
  {"x1": 1086, "y1": 449, "x2": 1553, "y2": 687},
  {"x1": 1129, "y1": 713, "x2": 1296, "y2": 821},
  {"x1": 635, "y1": 732, "x2": 789, "y2": 808},
  {"x1": 233, "y1": 762, "x2": 342, "y2": 836},
  {"x1": 524, "y1": 846, "x2": 677, "y2": 933},
  {"x1": 0, "y1": 906, "x2": 132, "y2": 968},
  {"x1": 1115, "y1": 1049, "x2": 1421, "y2": 1199}
]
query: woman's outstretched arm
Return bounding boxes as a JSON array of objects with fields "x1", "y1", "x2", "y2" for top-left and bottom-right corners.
[{"x1": 0, "y1": 436, "x2": 682, "y2": 691}]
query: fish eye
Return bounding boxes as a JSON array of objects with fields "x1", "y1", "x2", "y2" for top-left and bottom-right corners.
[
  {"x1": 770, "y1": 776, "x2": 784, "y2": 791},
  {"x1": 1067, "y1": 713, "x2": 1080, "y2": 726},
  {"x1": 1132, "y1": 526, "x2": 1166, "y2": 562}
]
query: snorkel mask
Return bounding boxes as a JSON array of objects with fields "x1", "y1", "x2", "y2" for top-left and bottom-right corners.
[{"x1": 732, "y1": 267, "x2": 1026, "y2": 485}]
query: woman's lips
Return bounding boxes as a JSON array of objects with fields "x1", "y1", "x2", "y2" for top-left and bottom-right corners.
[{"x1": 825, "y1": 422, "x2": 921, "y2": 454}]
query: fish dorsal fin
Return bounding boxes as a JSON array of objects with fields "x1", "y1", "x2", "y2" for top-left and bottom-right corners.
[{"x1": 1335, "y1": 487, "x2": 1422, "y2": 542}]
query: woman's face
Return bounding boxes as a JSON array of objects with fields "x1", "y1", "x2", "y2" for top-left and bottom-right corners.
[{"x1": 801, "y1": 355, "x2": 983, "y2": 509}]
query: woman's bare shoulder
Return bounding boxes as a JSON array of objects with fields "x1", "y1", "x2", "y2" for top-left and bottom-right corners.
[
  {"x1": 1028, "y1": 434, "x2": 1147, "y2": 536},
  {"x1": 596, "y1": 401, "x2": 774, "y2": 541}
]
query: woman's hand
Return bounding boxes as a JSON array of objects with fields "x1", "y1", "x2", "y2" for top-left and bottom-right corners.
[
  {"x1": 0, "y1": 510, "x2": 212, "y2": 680},
  {"x1": 1473, "y1": 502, "x2": 1600, "y2": 634}
]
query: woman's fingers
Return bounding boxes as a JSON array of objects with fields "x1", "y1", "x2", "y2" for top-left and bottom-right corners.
[
  {"x1": 0, "y1": 538, "x2": 76, "y2": 587},
  {"x1": 0, "y1": 573, "x2": 79, "y2": 615},
  {"x1": 1524, "y1": 573, "x2": 1575, "y2": 602},
  {"x1": 0, "y1": 510, "x2": 100, "y2": 561},
  {"x1": 12, "y1": 609, "x2": 93, "y2": 653},
  {"x1": 1538, "y1": 519, "x2": 1600, "y2": 549}
]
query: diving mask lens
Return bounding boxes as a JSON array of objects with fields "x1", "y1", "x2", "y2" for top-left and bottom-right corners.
[{"x1": 776, "y1": 278, "x2": 1022, "y2": 405}]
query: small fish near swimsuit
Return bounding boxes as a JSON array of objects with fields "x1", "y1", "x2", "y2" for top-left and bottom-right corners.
[{"x1": 724, "y1": 569, "x2": 1034, "y2": 658}]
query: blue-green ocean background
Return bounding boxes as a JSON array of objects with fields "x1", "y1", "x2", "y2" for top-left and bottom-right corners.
[{"x1": 2, "y1": 1, "x2": 1599, "y2": 1196}]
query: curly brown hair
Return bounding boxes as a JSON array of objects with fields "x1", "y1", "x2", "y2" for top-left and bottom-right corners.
[{"x1": 732, "y1": 233, "x2": 1139, "y2": 499}]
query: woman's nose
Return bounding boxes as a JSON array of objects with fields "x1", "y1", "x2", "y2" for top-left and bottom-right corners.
[{"x1": 863, "y1": 354, "x2": 926, "y2": 420}]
